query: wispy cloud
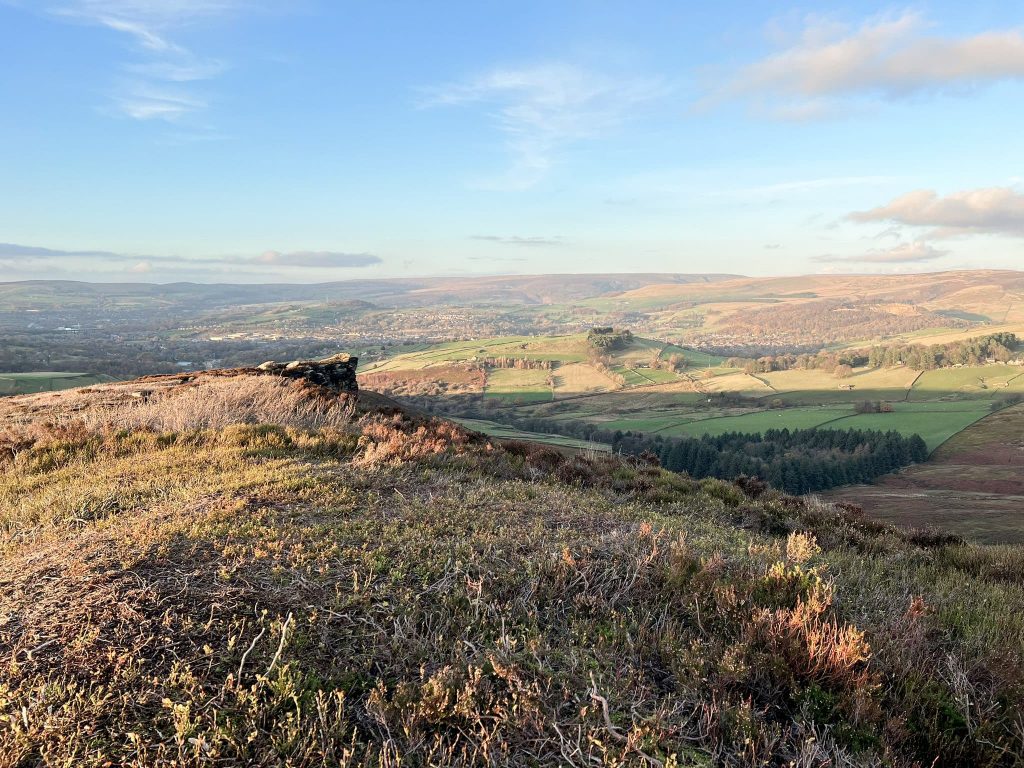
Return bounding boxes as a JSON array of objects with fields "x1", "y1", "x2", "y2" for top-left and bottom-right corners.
[
  {"x1": 423, "y1": 63, "x2": 666, "y2": 188},
  {"x1": 0, "y1": 243, "x2": 126, "y2": 259},
  {"x1": 724, "y1": 175, "x2": 897, "y2": 198},
  {"x1": 44, "y1": 0, "x2": 260, "y2": 123},
  {"x1": 255, "y1": 251, "x2": 383, "y2": 268},
  {"x1": 712, "y1": 12, "x2": 1024, "y2": 119},
  {"x1": 851, "y1": 187, "x2": 1024, "y2": 238},
  {"x1": 0, "y1": 242, "x2": 383, "y2": 273},
  {"x1": 470, "y1": 235, "x2": 565, "y2": 247},
  {"x1": 814, "y1": 240, "x2": 948, "y2": 264},
  {"x1": 114, "y1": 85, "x2": 207, "y2": 120}
]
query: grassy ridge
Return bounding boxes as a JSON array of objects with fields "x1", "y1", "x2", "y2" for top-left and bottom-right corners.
[{"x1": 0, "y1": 384, "x2": 1022, "y2": 765}]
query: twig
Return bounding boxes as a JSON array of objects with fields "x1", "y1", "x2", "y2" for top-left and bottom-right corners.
[
  {"x1": 264, "y1": 613, "x2": 293, "y2": 677},
  {"x1": 589, "y1": 672, "x2": 626, "y2": 743},
  {"x1": 237, "y1": 626, "x2": 266, "y2": 679}
]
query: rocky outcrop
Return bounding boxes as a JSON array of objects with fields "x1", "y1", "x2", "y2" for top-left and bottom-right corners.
[{"x1": 255, "y1": 353, "x2": 358, "y2": 393}]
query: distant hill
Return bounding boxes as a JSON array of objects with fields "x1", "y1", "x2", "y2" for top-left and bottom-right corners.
[{"x1": 0, "y1": 273, "x2": 740, "y2": 312}]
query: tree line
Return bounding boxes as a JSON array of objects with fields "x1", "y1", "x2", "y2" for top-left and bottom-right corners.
[
  {"x1": 865, "y1": 332, "x2": 1018, "y2": 369},
  {"x1": 614, "y1": 428, "x2": 928, "y2": 495},
  {"x1": 482, "y1": 410, "x2": 927, "y2": 495},
  {"x1": 726, "y1": 332, "x2": 1019, "y2": 374}
]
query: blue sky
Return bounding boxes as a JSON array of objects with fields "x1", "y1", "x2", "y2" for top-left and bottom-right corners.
[{"x1": 1, "y1": 0, "x2": 1023, "y2": 283}]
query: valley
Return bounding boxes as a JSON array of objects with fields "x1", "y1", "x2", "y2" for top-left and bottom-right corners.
[{"x1": 3, "y1": 270, "x2": 1024, "y2": 541}]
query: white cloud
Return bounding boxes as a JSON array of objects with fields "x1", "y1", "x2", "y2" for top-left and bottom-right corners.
[
  {"x1": 715, "y1": 12, "x2": 1024, "y2": 119},
  {"x1": 814, "y1": 240, "x2": 948, "y2": 264},
  {"x1": 423, "y1": 64, "x2": 666, "y2": 188},
  {"x1": 43, "y1": 0, "x2": 261, "y2": 122},
  {"x1": 851, "y1": 187, "x2": 1024, "y2": 238}
]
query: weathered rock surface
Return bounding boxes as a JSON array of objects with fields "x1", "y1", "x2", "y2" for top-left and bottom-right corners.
[{"x1": 254, "y1": 353, "x2": 358, "y2": 393}]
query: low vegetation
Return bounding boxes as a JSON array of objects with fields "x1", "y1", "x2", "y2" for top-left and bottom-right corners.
[{"x1": 0, "y1": 374, "x2": 1022, "y2": 765}]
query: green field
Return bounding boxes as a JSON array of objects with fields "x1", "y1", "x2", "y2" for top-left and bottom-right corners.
[
  {"x1": 0, "y1": 372, "x2": 116, "y2": 395},
  {"x1": 527, "y1": 399, "x2": 993, "y2": 452},
  {"x1": 655, "y1": 407, "x2": 853, "y2": 439},
  {"x1": 368, "y1": 332, "x2": 1023, "y2": 459},
  {"x1": 453, "y1": 417, "x2": 611, "y2": 452},
  {"x1": 908, "y1": 365, "x2": 1024, "y2": 400},
  {"x1": 825, "y1": 404, "x2": 992, "y2": 450},
  {"x1": 368, "y1": 334, "x2": 591, "y2": 372},
  {"x1": 368, "y1": 332, "x2": 712, "y2": 378}
]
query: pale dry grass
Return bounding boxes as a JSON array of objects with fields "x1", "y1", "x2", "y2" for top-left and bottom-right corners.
[{"x1": 79, "y1": 376, "x2": 357, "y2": 432}]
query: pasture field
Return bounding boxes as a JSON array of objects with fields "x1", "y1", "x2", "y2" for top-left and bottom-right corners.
[
  {"x1": 891, "y1": 323, "x2": 1024, "y2": 346},
  {"x1": 367, "y1": 334, "x2": 590, "y2": 373},
  {"x1": 366, "y1": 333, "x2": 1024, "y2": 475},
  {"x1": 612, "y1": 366, "x2": 651, "y2": 387},
  {"x1": 763, "y1": 366, "x2": 920, "y2": 396},
  {"x1": 642, "y1": 367, "x2": 682, "y2": 383},
  {"x1": 826, "y1": 403, "x2": 992, "y2": 450},
  {"x1": 654, "y1": 407, "x2": 854, "y2": 439},
  {"x1": 0, "y1": 372, "x2": 115, "y2": 395},
  {"x1": 452, "y1": 417, "x2": 611, "y2": 452},
  {"x1": 513, "y1": 399, "x2": 992, "y2": 451},
  {"x1": 484, "y1": 368, "x2": 550, "y2": 397},
  {"x1": 552, "y1": 363, "x2": 616, "y2": 395},
  {"x1": 700, "y1": 371, "x2": 773, "y2": 393},
  {"x1": 908, "y1": 364, "x2": 1024, "y2": 400}
]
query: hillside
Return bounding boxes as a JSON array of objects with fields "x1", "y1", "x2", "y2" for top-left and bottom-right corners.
[
  {"x1": 358, "y1": 331, "x2": 700, "y2": 402},
  {"x1": 830, "y1": 403, "x2": 1024, "y2": 544},
  {"x1": 1, "y1": 363, "x2": 1023, "y2": 765}
]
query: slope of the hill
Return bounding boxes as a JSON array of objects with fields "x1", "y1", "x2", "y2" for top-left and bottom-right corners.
[
  {"x1": 829, "y1": 403, "x2": 1024, "y2": 544},
  {"x1": 1, "y1": 367, "x2": 1022, "y2": 766}
]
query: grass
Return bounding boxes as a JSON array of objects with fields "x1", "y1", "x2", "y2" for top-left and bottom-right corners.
[
  {"x1": 367, "y1": 333, "x2": 1023, "y2": 453},
  {"x1": 1, "y1": 375, "x2": 1022, "y2": 765},
  {"x1": 484, "y1": 367, "x2": 551, "y2": 397},
  {"x1": 909, "y1": 365, "x2": 1024, "y2": 401},
  {"x1": 0, "y1": 372, "x2": 116, "y2": 395},
  {"x1": 453, "y1": 417, "x2": 611, "y2": 452},
  {"x1": 612, "y1": 366, "x2": 651, "y2": 387},
  {"x1": 551, "y1": 362, "x2": 615, "y2": 395},
  {"x1": 827, "y1": 404, "x2": 992, "y2": 451},
  {"x1": 657, "y1": 407, "x2": 853, "y2": 438},
  {"x1": 369, "y1": 334, "x2": 591, "y2": 372},
  {"x1": 763, "y1": 366, "x2": 920, "y2": 397}
]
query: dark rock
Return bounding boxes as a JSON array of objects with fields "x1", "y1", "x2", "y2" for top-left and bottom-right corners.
[{"x1": 255, "y1": 353, "x2": 358, "y2": 393}]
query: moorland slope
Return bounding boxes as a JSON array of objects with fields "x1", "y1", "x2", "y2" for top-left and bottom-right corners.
[{"x1": 0, "y1": 364, "x2": 1022, "y2": 766}]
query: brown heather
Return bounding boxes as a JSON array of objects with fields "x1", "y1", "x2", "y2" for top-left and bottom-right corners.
[{"x1": 0, "y1": 375, "x2": 1021, "y2": 766}]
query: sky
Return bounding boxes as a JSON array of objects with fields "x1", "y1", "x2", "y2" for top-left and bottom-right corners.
[{"x1": 1, "y1": 1, "x2": 1023, "y2": 283}]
